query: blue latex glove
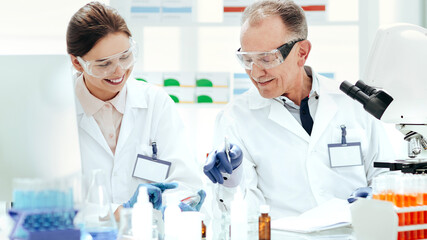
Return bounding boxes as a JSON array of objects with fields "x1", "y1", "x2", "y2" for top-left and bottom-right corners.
[
  {"x1": 203, "y1": 143, "x2": 243, "y2": 184},
  {"x1": 123, "y1": 182, "x2": 178, "y2": 210},
  {"x1": 347, "y1": 187, "x2": 372, "y2": 203},
  {"x1": 178, "y1": 189, "x2": 206, "y2": 212}
]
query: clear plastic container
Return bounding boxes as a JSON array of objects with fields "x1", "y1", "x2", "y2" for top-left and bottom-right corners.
[{"x1": 117, "y1": 208, "x2": 134, "y2": 240}]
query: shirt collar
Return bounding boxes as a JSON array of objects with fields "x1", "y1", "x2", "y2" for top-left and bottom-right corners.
[
  {"x1": 75, "y1": 74, "x2": 126, "y2": 116},
  {"x1": 109, "y1": 86, "x2": 126, "y2": 114},
  {"x1": 275, "y1": 66, "x2": 319, "y2": 108}
]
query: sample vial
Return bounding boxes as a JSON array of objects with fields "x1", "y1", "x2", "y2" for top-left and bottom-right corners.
[
  {"x1": 201, "y1": 220, "x2": 206, "y2": 239},
  {"x1": 259, "y1": 205, "x2": 271, "y2": 240}
]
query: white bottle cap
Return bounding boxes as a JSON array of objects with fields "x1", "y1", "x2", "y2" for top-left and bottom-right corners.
[{"x1": 260, "y1": 204, "x2": 270, "y2": 214}]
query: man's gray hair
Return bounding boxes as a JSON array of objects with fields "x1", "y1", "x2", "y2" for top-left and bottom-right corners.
[{"x1": 241, "y1": 0, "x2": 308, "y2": 40}]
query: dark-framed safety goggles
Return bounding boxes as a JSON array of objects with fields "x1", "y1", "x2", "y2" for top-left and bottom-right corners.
[{"x1": 236, "y1": 39, "x2": 305, "y2": 70}]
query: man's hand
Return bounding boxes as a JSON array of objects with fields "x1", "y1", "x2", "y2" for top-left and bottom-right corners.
[
  {"x1": 347, "y1": 187, "x2": 372, "y2": 203},
  {"x1": 203, "y1": 143, "x2": 243, "y2": 184}
]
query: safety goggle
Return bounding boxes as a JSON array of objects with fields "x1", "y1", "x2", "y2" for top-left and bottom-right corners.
[
  {"x1": 236, "y1": 39, "x2": 304, "y2": 70},
  {"x1": 77, "y1": 38, "x2": 138, "y2": 78}
]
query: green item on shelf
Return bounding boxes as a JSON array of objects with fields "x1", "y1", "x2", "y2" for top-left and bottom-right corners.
[
  {"x1": 164, "y1": 78, "x2": 180, "y2": 87},
  {"x1": 169, "y1": 95, "x2": 179, "y2": 103},
  {"x1": 196, "y1": 79, "x2": 213, "y2": 87},
  {"x1": 135, "y1": 78, "x2": 147, "y2": 82},
  {"x1": 197, "y1": 95, "x2": 213, "y2": 103}
]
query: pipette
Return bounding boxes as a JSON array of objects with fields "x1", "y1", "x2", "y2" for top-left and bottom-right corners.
[{"x1": 223, "y1": 137, "x2": 231, "y2": 181}]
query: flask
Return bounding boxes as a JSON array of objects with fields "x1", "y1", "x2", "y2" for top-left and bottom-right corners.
[
  {"x1": 230, "y1": 188, "x2": 247, "y2": 239},
  {"x1": 258, "y1": 205, "x2": 271, "y2": 240},
  {"x1": 132, "y1": 186, "x2": 153, "y2": 240},
  {"x1": 81, "y1": 169, "x2": 117, "y2": 240}
]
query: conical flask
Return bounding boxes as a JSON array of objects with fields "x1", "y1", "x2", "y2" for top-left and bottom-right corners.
[{"x1": 82, "y1": 169, "x2": 117, "y2": 240}]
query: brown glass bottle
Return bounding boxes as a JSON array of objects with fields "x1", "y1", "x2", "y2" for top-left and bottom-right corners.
[
  {"x1": 259, "y1": 205, "x2": 271, "y2": 240},
  {"x1": 202, "y1": 220, "x2": 207, "y2": 239}
]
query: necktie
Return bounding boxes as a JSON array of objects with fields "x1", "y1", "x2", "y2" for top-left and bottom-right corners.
[{"x1": 300, "y1": 96, "x2": 313, "y2": 135}]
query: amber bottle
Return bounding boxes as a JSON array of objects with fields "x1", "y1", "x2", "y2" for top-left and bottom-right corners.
[{"x1": 259, "y1": 205, "x2": 271, "y2": 240}]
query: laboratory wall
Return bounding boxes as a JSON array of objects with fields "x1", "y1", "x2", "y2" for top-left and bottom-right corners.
[{"x1": 1, "y1": 0, "x2": 425, "y2": 172}]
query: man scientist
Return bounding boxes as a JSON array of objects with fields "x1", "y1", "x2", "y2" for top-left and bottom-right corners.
[{"x1": 203, "y1": 0, "x2": 395, "y2": 219}]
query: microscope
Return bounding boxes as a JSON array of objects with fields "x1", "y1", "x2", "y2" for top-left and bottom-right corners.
[{"x1": 340, "y1": 23, "x2": 427, "y2": 174}]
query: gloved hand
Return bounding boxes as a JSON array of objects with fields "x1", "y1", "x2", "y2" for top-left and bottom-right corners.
[
  {"x1": 203, "y1": 143, "x2": 243, "y2": 184},
  {"x1": 347, "y1": 187, "x2": 372, "y2": 203},
  {"x1": 160, "y1": 190, "x2": 207, "y2": 219},
  {"x1": 123, "y1": 182, "x2": 178, "y2": 210},
  {"x1": 178, "y1": 189, "x2": 206, "y2": 212}
]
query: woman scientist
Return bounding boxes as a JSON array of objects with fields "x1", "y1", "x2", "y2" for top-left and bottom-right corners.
[{"x1": 66, "y1": 2, "x2": 204, "y2": 220}]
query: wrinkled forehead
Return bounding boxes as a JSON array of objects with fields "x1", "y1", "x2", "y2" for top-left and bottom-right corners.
[{"x1": 240, "y1": 15, "x2": 292, "y2": 52}]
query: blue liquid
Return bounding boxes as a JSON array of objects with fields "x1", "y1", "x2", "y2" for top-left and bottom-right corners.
[{"x1": 88, "y1": 228, "x2": 118, "y2": 240}]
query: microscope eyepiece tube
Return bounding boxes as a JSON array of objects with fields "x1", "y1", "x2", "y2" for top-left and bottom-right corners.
[
  {"x1": 355, "y1": 80, "x2": 378, "y2": 96},
  {"x1": 339, "y1": 81, "x2": 370, "y2": 106}
]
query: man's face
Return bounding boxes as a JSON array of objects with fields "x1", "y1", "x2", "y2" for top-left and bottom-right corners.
[{"x1": 240, "y1": 16, "x2": 301, "y2": 99}]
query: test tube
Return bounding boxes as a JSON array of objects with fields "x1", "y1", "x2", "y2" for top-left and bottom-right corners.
[
  {"x1": 416, "y1": 175, "x2": 424, "y2": 239},
  {"x1": 385, "y1": 174, "x2": 396, "y2": 203},
  {"x1": 181, "y1": 194, "x2": 201, "y2": 208},
  {"x1": 423, "y1": 175, "x2": 427, "y2": 237},
  {"x1": 401, "y1": 175, "x2": 411, "y2": 226},
  {"x1": 408, "y1": 175, "x2": 418, "y2": 239},
  {"x1": 372, "y1": 176, "x2": 385, "y2": 200},
  {"x1": 394, "y1": 175, "x2": 405, "y2": 226}
]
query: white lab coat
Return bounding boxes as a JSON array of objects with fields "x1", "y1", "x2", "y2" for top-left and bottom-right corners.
[
  {"x1": 212, "y1": 67, "x2": 395, "y2": 220},
  {"x1": 75, "y1": 77, "x2": 202, "y2": 206}
]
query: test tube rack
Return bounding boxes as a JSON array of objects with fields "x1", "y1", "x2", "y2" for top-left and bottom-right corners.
[
  {"x1": 8, "y1": 208, "x2": 80, "y2": 240},
  {"x1": 351, "y1": 198, "x2": 427, "y2": 240}
]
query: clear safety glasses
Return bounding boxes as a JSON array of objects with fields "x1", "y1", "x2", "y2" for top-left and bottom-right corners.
[
  {"x1": 77, "y1": 39, "x2": 138, "y2": 78},
  {"x1": 236, "y1": 39, "x2": 304, "y2": 70}
]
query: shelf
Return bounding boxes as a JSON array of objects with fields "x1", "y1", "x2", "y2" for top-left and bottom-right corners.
[{"x1": 129, "y1": 20, "x2": 360, "y2": 28}]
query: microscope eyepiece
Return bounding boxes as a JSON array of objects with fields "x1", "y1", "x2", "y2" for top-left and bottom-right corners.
[
  {"x1": 355, "y1": 80, "x2": 377, "y2": 96},
  {"x1": 339, "y1": 80, "x2": 393, "y2": 120}
]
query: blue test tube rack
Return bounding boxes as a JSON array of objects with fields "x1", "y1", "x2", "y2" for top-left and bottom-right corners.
[{"x1": 8, "y1": 208, "x2": 80, "y2": 240}]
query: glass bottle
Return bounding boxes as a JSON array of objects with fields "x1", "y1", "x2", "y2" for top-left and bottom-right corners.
[
  {"x1": 258, "y1": 205, "x2": 271, "y2": 240},
  {"x1": 201, "y1": 220, "x2": 206, "y2": 239}
]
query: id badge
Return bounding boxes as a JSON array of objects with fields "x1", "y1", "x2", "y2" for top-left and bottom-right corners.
[
  {"x1": 132, "y1": 154, "x2": 171, "y2": 182},
  {"x1": 327, "y1": 142, "x2": 363, "y2": 168}
]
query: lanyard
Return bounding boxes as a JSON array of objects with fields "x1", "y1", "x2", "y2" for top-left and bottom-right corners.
[
  {"x1": 341, "y1": 125, "x2": 347, "y2": 144},
  {"x1": 152, "y1": 141, "x2": 158, "y2": 159}
]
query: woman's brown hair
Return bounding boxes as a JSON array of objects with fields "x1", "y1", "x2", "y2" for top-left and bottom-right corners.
[{"x1": 66, "y1": 1, "x2": 132, "y2": 57}]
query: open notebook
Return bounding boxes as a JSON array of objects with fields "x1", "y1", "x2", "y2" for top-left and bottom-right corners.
[{"x1": 271, "y1": 198, "x2": 351, "y2": 233}]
